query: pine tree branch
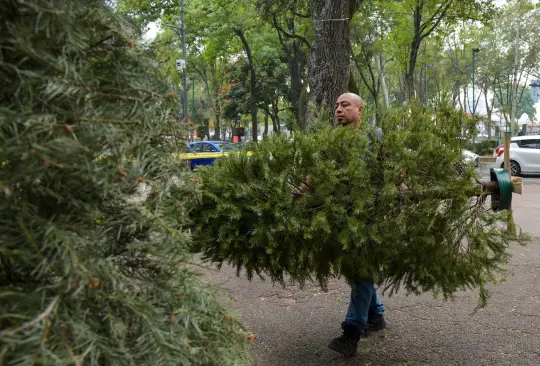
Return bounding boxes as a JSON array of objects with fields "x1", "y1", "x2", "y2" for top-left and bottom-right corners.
[
  {"x1": 180, "y1": 260, "x2": 218, "y2": 271},
  {"x1": 78, "y1": 117, "x2": 140, "y2": 125},
  {"x1": 0, "y1": 296, "x2": 60, "y2": 337},
  {"x1": 57, "y1": 325, "x2": 83, "y2": 366},
  {"x1": 87, "y1": 35, "x2": 114, "y2": 50},
  {"x1": 90, "y1": 93, "x2": 145, "y2": 102},
  {"x1": 30, "y1": 149, "x2": 66, "y2": 169},
  {"x1": 19, "y1": 218, "x2": 44, "y2": 259}
]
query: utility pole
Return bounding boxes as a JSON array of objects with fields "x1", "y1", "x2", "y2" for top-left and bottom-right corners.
[
  {"x1": 472, "y1": 48, "x2": 480, "y2": 117},
  {"x1": 472, "y1": 47, "x2": 479, "y2": 149},
  {"x1": 180, "y1": 0, "x2": 188, "y2": 126},
  {"x1": 192, "y1": 79, "x2": 195, "y2": 118},
  {"x1": 510, "y1": 17, "x2": 520, "y2": 134},
  {"x1": 165, "y1": 0, "x2": 189, "y2": 138}
]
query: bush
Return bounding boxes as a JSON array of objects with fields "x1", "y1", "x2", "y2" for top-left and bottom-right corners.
[{"x1": 465, "y1": 139, "x2": 498, "y2": 155}]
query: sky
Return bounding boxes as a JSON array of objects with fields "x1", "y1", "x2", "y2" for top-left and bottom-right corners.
[{"x1": 143, "y1": 21, "x2": 160, "y2": 42}]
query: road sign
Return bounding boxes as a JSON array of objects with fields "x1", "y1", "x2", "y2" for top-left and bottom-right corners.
[{"x1": 176, "y1": 59, "x2": 185, "y2": 71}]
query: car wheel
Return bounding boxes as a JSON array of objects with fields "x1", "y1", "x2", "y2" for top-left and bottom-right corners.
[
  {"x1": 502, "y1": 160, "x2": 521, "y2": 176},
  {"x1": 510, "y1": 160, "x2": 521, "y2": 176}
]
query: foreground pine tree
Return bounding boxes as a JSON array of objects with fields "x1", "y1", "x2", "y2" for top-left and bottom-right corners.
[
  {"x1": 0, "y1": 1, "x2": 249, "y2": 364},
  {"x1": 191, "y1": 104, "x2": 529, "y2": 307}
]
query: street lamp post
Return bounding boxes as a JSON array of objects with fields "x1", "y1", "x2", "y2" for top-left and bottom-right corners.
[
  {"x1": 164, "y1": 0, "x2": 188, "y2": 128},
  {"x1": 472, "y1": 48, "x2": 480, "y2": 117},
  {"x1": 472, "y1": 47, "x2": 480, "y2": 149}
]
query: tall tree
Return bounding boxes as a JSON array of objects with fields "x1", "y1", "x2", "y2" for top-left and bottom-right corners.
[
  {"x1": 258, "y1": 0, "x2": 311, "y2": 129},
  {"x1": 233, "y1": 27, "x2": 260, "y2": 141},
  {"x1": 307, "y1": 0, "x2": 362, "y2": 125},
  {"x1": 380, "y1": 0, "x2": 495, "y2": 101}
]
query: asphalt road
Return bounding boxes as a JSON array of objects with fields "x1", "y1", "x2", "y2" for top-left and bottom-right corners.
[
  {"x1": 477, "y1": 163, "x2": 540, "y2": 185},
  {"x1": 199, "y1": 185, "x2": 540, "y2": 366}
]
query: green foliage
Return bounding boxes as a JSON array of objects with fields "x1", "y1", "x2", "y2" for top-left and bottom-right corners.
[
  {"x1": 465, "y1": 140, "x2": 498, "y2": 155},
  {"x1": 0, "y1": 1, "x2": 249, "y2": 364},
  {"x1": 191, "y1": 103, "x2": 529, "y2": 307},
  {"x1": 119, "y1": 0, "x2": 540, "y2": 131},
  {"x1": 493, "y1": 86, "x2": 537, "y2": 122},
  {"x1": 219, "y1": 62, "x2": 252, "y2": 120}
]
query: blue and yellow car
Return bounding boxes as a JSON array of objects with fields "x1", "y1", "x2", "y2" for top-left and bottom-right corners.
[{"x1": 176, "y1": 141, "x2": 244, "y2": 170}]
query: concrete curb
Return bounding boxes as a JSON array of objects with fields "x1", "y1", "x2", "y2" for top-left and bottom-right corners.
[{"x1": 479, "y1": 156, "x2": 496, "y2": 163}]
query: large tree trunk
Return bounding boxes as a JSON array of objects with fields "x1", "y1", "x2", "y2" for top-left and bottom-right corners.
[
  {"x1": 235, "y1": 29, "x2": 258, "y2": 142},
  {"x1": 307, "y1": 0, "x2": 353, "y2": 126}
]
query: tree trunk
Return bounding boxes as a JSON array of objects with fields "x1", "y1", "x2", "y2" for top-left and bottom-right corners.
[
  {"x1": 308, "y1": 0, "x2": 353, "y2": 126},
  {"x1": 288, "y1": 19, "x2": 308, "y2": 130},
  {"x1": 213, "y1": 110, "x2": 221, "y2": 140},
  {"x1": 405, "y1": 2, "x2": 423, "y2": 101},
  {"x1": 271, "y1": 116, "x2": 281, "y2": 135},
  {"x1": 406, "y1": 35, "x2": 422, "y2": 101},
  {"x1": 376, "y1": 54, "x2": 389, "y2": 108},
  {"x1": 271, "y1": 15, "x2": 308, "y2": 131},
  {"x1": 263, "y1": 110, "x2": 269, "y2": 137},
  {"x1": 463, "y1": 85, "x2": 468, "y2": 113},
  {"x1": 272, "y1": 97, "x2": 280, "y2": 133},
  {"x1": 235, "y1": 29, "x2": 258, "y2": 142},
  {"x1": 484, "y1": 87, "x2": 492, "y2": 140},
  {"x1": 204, "y1": 119, "x2": 210, "y2": 140}
]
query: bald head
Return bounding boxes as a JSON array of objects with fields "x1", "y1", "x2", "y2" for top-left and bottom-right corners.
[{"x1": 335, "y1": 93, "x2": 364, "y2": 127}]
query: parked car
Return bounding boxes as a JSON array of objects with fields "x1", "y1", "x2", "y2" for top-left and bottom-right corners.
[
  {"x1": 462, "y1": 149, "x2": 480, "y2": 167},
  {"x1": 495, "y1": 136, "x2": 540, "y2": 176},
  {"x1": 189, "y1": 141, "x2": 239, "y2": 153},
  {"x1": 181, "y1": 141, "x2": 243, "y2": 170},
  {"x1": 493, "y1": 143, "x2": 504, "y2": 157}
]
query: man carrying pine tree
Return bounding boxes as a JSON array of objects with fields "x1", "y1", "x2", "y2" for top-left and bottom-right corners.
[{"x1": 300, "y1": 93, "x2": 387, "y2": 357}]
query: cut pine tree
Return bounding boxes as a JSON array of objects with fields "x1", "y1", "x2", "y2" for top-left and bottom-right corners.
[{"x1": 190, "y1": 104, "x2": 530, "y2": 309}]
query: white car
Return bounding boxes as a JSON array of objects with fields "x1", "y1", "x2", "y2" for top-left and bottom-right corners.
[
  {"x1": 495, "y1": 136, "x2": 540, "y2": 176},
  {"x1": 462, "y1": 149, "x2": 480, "y2": 166}
]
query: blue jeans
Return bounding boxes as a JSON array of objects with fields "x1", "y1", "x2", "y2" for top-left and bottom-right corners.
[{"x1": 341, "y1": 280, "x2": 385, "y2": 336}]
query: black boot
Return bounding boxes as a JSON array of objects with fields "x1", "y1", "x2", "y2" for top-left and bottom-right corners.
[
  {"x1": 328, "y1": 326, "x2": 361, "y2": 357},
  {"x1": 365, "y1": 312, "x2": 386, "y2": 335}
]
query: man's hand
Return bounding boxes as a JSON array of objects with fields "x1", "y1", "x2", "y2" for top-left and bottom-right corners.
[
  {"x1": 398, "y1": 171, "x2": 409, "y2": 195},
  {"x1": 292, "y1": 175, "x2": 311, "y2": 199}
]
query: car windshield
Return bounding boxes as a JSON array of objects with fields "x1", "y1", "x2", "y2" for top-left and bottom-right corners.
[{"x1": 214, "y1": 142, "x2": 238, "y2": 152}]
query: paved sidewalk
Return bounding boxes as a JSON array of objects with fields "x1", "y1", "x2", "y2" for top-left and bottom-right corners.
[
  {"x1": 202, "y1": 186, "x2": 540, "y2": 365},
  {"x1": 512, "y1": 184, "x2": 540, "y2": 238}
]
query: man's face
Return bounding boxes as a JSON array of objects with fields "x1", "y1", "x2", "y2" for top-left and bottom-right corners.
[{"x1": 335, "y1": 94, "x2": 362, "y2": 126}]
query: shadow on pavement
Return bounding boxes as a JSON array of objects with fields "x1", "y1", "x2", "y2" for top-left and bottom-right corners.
[{"x1": 201, "y1": 239, "x2": 540, "y2": 365}]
